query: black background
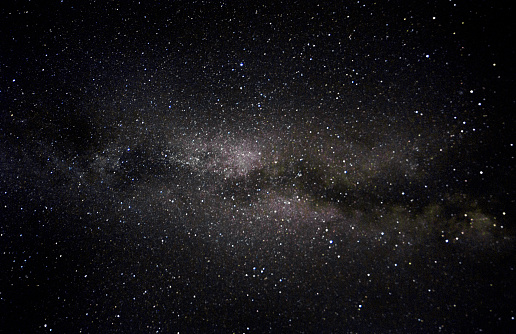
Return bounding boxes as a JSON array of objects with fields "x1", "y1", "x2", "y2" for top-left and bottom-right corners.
[{"x1": 1, "y1": 1, "x2": 515, "y2": 333}]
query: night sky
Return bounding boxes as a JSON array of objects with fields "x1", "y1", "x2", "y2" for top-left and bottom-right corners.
[{"x1": 1, "y1": 1, "x2": 515, "y2": 333}]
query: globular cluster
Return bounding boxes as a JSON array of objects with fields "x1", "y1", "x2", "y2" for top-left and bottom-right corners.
[{"x1": 1, "y1": 1, "x2": 515, "y2": 333}]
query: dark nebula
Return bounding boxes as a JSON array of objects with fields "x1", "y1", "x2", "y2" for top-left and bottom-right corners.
[{"x1": 1, "y1": 1, "x2": 515, "y2": 333}]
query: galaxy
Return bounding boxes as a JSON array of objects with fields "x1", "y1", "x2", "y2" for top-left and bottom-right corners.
[{"x1": 1, "y1": 1, "x2": 515, "y2": 332}]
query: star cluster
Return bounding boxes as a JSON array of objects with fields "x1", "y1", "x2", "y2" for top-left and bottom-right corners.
[{"x1": 1, "y1": 1, "x2": 515, "y2": 333}]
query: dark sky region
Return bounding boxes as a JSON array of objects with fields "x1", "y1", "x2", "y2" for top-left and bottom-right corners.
[{"x1": 1, "y1": 1, "x2": 515, "y2": 333}]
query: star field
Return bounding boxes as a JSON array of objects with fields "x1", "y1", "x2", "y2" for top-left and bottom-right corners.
[{"x1": 1, "y1": 1, "x2": 515, "y2": 333}]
